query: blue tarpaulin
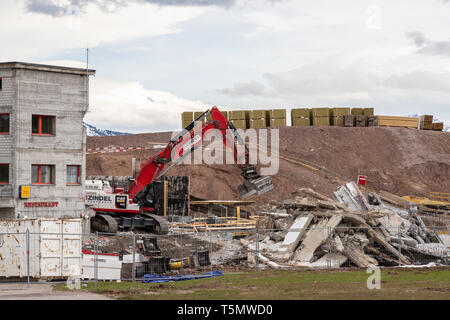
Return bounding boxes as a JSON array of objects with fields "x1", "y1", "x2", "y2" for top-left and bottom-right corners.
[{"x1": 141, "y1": 270, "x2": 223, "y2": 283}]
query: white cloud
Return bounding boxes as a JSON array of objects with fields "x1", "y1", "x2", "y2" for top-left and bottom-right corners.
[
  {"x1": 0, "y1": 0, "x2": 208, "y2": 60},
  {"x1": 86, "y1": 78, "x2": 206, "y2": 133},
  {"x1": 217, "y1": 48, "x2": 450, "y2": 124}
]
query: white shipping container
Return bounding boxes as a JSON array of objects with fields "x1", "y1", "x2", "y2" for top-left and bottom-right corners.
[{"x1": 0, "y1": 218, "x2": 82, "y2": 279}]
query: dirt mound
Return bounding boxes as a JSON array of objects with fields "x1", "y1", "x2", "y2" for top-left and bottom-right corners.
[{"x1": 86, "y1": 127, "x2": 450, "y2": 207}]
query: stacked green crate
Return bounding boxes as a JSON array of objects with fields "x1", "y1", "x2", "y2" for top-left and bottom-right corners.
[
  {"x1": 229, "y1": 110, "x2": 247, "y2": 129},
  {"x1": 291, "y1": 108, "x2": 310, "y2": 126},
  {"x1": 181, "y1": 112, "x2": 194, "y2": 128},
  {"x1": 311, "y1": 108, "x2": 330, "y2": 126},
  {"x1": 250, "y1": 110, "x2": 266, "y2": 128},
  {"x1": 330, "y1": 108, "x2": 350, "y2": 126},
  {"x1": 269, "y1": 109, "x2": 287, "y2": 127}
]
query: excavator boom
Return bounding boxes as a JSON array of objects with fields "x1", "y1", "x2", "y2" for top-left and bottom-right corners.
[{"x1": 130, "y1": 106, "x2": 274, "y2": 206}]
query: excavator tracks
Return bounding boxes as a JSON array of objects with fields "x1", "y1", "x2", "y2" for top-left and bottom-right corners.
[
  {"x1": 91, "y1": 212, "x2": 169, "y2": 235},
  {"x1": 91, "y1": 213, "x2": 119, "y2": 233}
]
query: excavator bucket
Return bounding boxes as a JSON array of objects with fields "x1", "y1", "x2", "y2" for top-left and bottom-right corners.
[{"x1": 238, "y1": 175, "x2": 274, "y2": 199}]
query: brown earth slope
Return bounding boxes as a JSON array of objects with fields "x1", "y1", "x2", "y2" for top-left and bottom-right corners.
[{"x1": 87, "y1": 127, "x2": 450, "y2": 205}]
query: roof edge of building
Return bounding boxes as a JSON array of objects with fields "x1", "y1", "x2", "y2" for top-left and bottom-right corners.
[{"x1": 0, "y1": 61, "x2": 96, "y2": 76}]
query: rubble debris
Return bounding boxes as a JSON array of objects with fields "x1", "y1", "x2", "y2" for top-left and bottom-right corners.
[
  {"x1": 292, "y1": 214, "x2": 342, "y2": 263},
  {"x1": 379, "y1": 190, "x2": 414, "y2": 209},
  {"x1": 368, "y1": 192, "x2": 382, "y2": 205},
  {"x1": 246, "y1": 182, "x2": 446, "y2": 268},
  {"x1": 86, "y1": 181, "x2": 448, "y2": 272},
  {"x1": 334, "y1": 182, "x2": 370, "y2": 211},
  {"x1": 278, "y1": 215, "x2": 313, "y2": 257},
  {"x1": 339, "y1": 242, "x2": 378, "y2": 268}
]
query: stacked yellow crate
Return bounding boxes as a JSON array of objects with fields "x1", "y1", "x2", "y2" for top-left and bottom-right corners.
[
  {"x1": 311, "y1": 108, "x2": 330, "y2": 126},
  {"x1": 269, "y1": 109, "x2": 287, "y2": 127},
  {"x1": 229, "y1": 110, "x2": 247, "y2": 129},
  {"x1": 250, "y1": 110, "x2": 266, "y2": 129},
  {"x1": 291, "y1": 108, "x2": 310, "y2": 126},
  {"x1": 329, "y1": 108, "x2": 350, "y2": 126},
  {"x1": 181, "y1": 112, "x2": 194, "y2": 128}
]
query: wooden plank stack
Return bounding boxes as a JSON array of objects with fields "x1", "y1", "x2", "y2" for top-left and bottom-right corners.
[
  {"x1": 355, "y1": 115, "x2": 366, "y2": 127},
  {"x1": 376, "y1": 116, "x2": 419, "y2": 129},
  {"x1": 367, "y1": 116, "x2": 377, "y2": 126},
  {"x1": 432, "y1": 122, "x2": 444, "y2": 131},
  {"x1": 344, "y1": 115, "x2": 355, "y2": 127},
  {"x1": 420, "y1": 115, "x2": 433, "y2": 130}
]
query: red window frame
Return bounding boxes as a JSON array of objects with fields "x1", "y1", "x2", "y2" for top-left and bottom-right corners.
[
  {"x1": 32, "y1": 115, "x2": 54, "y2": 136},
  {"x1": 0, "y1": 113, "x2": 9, "y2": 134},
  {"x1": 0, "y1": 163, "x2": 9, "y2": 184},
  {"x1": 67, "y1": 165, "x2": 81, "y2": 185},
  {"x1": 32, "y1": 164, "x2": 54, "y2": 185}
]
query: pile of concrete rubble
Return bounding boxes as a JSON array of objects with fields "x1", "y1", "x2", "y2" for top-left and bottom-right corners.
[{"x1": 238, "y1": 183, "x2": 449, "y2": 269}]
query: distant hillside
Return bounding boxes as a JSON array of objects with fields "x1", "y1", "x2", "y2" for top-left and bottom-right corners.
[
  {"x1": 84, "y1": 123, "x2": 130, "y2": 137},
  {"x1": 87, "y1": 126, "x2": 450, "y2": 205}
]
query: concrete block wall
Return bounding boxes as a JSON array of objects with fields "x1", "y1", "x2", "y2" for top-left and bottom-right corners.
[
  {"x1": 0, "y1": 69, "x2": 15, "y2": 203},
  {"x1": 0, "y1": 63, "x2": 94, "y2": 219}
]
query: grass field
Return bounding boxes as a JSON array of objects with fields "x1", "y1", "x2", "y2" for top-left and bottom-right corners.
[{"x1": 55, "y1": 267, "x2": 450, "y2": 300}]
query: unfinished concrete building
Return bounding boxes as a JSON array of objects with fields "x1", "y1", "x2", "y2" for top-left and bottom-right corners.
[{"x1": 0, "y1": 62, "x2": 95, "y2": 218}]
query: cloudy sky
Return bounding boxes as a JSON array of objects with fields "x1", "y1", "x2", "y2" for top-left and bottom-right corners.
[{"x1": 1, "y1": 0, "x2": 450, "y2": 132}]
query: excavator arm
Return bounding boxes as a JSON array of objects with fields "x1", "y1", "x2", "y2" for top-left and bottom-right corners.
[{"x1": 129, "y1": 106, "x2": 274, "y2": 207}]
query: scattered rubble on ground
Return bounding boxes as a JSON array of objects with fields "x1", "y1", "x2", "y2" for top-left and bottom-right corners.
[
  {"x1": 236, "y1": 184, "x2": 449, "y2": 270},
  {"x1": 84, "y1": 183, "x2": 449, "y2": 272}
]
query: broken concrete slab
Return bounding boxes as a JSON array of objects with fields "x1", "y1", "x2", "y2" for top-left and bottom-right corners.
[
  {"x1": 292, "y1": 214, "x2": 342, "y2": 263},
  {"x1": 416, "y1": 243, "x2": 450, "y2": 258},
  {"x1": 340, "y1": 242, "x2": 378, "y2": 268},
  {"x1": 291, "y1": 253, "x2": 348, "y2": 268},
  {"x1": 261, "y1": 211, "x2": 290, "y2": 219},
  {"x1": 334, "y1": 182, "x2": 370, "y2": 212},
  {"x1": 299, "y1": 188, "x2": 335, "y2": 203},
  {"x1": 278, "y1": 214, "x2": 313, "y2": 254},
  {"x1": 390, "y1": 235, "x2": 418, "y2": 247}
]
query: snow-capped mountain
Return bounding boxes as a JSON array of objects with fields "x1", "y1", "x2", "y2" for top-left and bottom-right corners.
[{"x1": 84, "y1": 123, "x2": 130, "y2": 136}]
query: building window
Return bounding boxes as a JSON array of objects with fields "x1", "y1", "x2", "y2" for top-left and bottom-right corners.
[
  {"x1": 32, "y1": 165, "x2": 54, "y2": 184},
  {"x1": 0, "y1": 114, "x2": 9, "y2": 134},
  {"x1": 67, "y1": 165, "x2": 81, "y2": 185},
  {"x1": 32, "y1": 115, "x2": 54, "y2": 135},
  {"x1": 0, "y1": 164, "x2": 8, "y2": 184},
  {"x1": 0, "y1": 77, "x2": 2, "y2": 90}
]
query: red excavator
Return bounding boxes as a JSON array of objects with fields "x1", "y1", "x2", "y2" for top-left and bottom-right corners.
[{"x1": 88, "y1": 106, "x2": 274, "y2": 234}]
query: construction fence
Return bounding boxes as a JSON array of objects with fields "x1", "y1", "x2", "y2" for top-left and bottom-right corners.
[{"x1": 0, "y1": 227, "x2": 449, "y2": 284}]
